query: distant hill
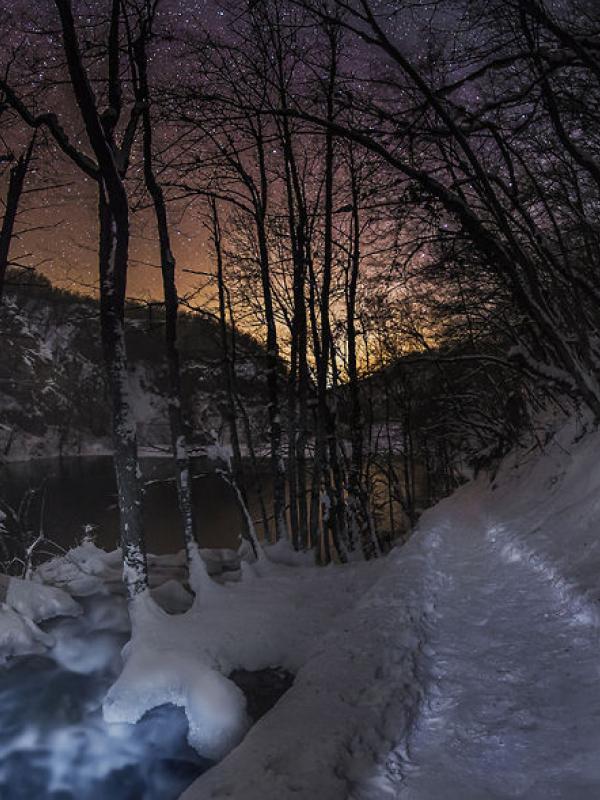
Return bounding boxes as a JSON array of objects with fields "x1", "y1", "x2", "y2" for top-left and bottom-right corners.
[{"x1": 0, "y1": 271, "x2": 271, "y2": 461}]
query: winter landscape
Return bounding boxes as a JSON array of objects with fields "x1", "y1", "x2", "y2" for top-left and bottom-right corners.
[{"x1": 1, "y1": 0, "x2": 600, "y2": 798}]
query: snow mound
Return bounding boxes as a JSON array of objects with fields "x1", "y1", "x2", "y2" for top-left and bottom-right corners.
[
  {"x1": 181, "y1": 412, "x2": 600, "y2": 798},
  {"x1": 37, "y1": 539, "x2": 123, "y2": 596},
  {"x1": 261, "y1": 538, "x2": 315, "y2": 567},
  {"x1": 6, "y1": 577, "x2": 81, "y2": 622},
  {"x1": 103, "y1": 593, "x2": 248, "y2": 760},
  {"x1": 0, "y1": 604, "x2": 54, "y2": 663},
  {"x1": 0, "y1": 574, "x2": 81, "y2": 664},
  {"x1": 151, "y1": 578, "x2": 194, "y2": 614},
  {"x1": 180, "y1": 536, "x2": 437, "y2": 800}
]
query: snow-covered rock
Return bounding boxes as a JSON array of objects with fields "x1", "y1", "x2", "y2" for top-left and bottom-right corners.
[
  {"x1": 36, "y1": 539, "x2": 124, "y2": 595},
  {"x1": 0, "y1": 574, "x2": 81, "y2": 663},
  {"x1": 0, "y1": 604, "x2": 54, "y2": 663},
  {"x1": 6, "y1": 576, "x2": 81, "y2": 622}
]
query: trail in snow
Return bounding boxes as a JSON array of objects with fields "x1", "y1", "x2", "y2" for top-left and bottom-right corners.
[
  {"x1": 395, "y1": 504, "x2": 600, "y2": 800},
  {"x1": 179, "y1": 422, "x2": 600, "y2": 799}
]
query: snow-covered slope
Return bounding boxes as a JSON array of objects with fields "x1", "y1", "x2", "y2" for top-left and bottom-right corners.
[
  {"x1": 0, "y1": 283, "x2": 270, "y2": 461},
  {"x1": 177, "y1": 414, "x2": 600, "y2": 799}
]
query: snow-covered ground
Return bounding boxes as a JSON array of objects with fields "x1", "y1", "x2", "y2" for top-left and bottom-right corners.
[
  {"x1": 1, "y1": 413, "x2": 600, "y2": 798},
  {"x1": 181, "y1": 415, "x2": 600, "y2": 798}
]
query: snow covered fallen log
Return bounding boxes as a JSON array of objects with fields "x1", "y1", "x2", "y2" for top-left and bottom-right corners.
[{"x1": 37, "y1": 539, "x2": 241, "y2": 597}]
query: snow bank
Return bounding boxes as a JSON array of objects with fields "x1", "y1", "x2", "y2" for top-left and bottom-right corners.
[
  {"x1": 0, "y1": 573, "x2": 81, "y2": 663},
  {"x1": 0, "y1": 605, "x2": 54, "y2": 663},
  {"x1": 102, "y1": 538, "x2": 438, "y2": 794},
  {"x1": 6, "y1": 576, "x2": 81, "y2": 622},
  {"x1": 102, "y1": 558, "x2": 384, "y2": 764},
  {"x1": 175, "y1": 412, "x2": 600, "y2": 797},
  {"x1": 182, "y1": 534, "x2": 439, "y2": 800},
  {"x1": 442, "y1": 412, "x2": 600, "y2": 624}
]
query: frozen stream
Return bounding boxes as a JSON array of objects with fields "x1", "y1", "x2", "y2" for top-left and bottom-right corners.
[{"x1": 0, "y1": 590, "x2": 212, "y2": 800}]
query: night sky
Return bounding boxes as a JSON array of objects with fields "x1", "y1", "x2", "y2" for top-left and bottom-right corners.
[
  {"x1": 1, "y1": 0, "x2": 237, "y2": 302},
  {"x1": 1, "y1": 0, "x2": 452, "y2": 303}
]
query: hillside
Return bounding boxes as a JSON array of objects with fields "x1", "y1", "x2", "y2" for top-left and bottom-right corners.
[{"x1": 0, "y1": 274, "x2": 270, "y2": 461}]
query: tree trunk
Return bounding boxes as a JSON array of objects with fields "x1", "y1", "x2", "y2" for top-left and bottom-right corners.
[
  {"x1": 98, "y1": 192, "x2": 148, "y2": 597},
  {"x1": 136, "y1": 36, "x2": 207, "y2": 591},
  {"x1": 254, "y1": 125, "x2": 288, "y2": 542},
  {"x1": 53, "y1": 0, "x2": 148, "y2": 597},
  {"x1": 0, "y1": 138, "x2": 34, "y2": 302},
  {"x1": 211, "y1": 197, "x2": 258, "y2": 557},
  {"x1": 316, "y1": 21, "x2": 347, "y2": 562}
]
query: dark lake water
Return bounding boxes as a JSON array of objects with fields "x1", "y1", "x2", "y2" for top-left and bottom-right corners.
[{"x1": 0, "y1": 456, "x2": 271, "y2": 558}]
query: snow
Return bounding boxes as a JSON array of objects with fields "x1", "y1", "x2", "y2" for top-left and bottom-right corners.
[
  {"x1": 150, "y1": 578, "x2": 194, "y2": 614},
  {"x1": 181, "y1": 540, "x2": 436, "y2": 799},
  {"x1": 377, "y1": 421, "x2": 600, "y2": 798},
  {"x1": 50, "y1": 619, "x2": 124, "y2": 675},
  {"x1": 102, "y1": 559, "x2": 384, "y2": 763},
  {"x1": 2, "y1": 411, "x2": 600, "y2": 797},
  {"x1": 6, "y1": 576, "x2": 81, "y2": 622},
  {"x1": 37, "y1": 538, "x2": 124, "y2": 596},
  {"x1": 177, "y1": 413, "x2": 600, "y2": 798},
  {"x1": 104, "y1": 594, "x2": 249, "y2": 760},
  {"x1": 0, "y1": 574, "x2": 81, "y2": 664},
  {"x1": 0, "y1": 581, "x2": 211, "y2": 799},
  {"x1": 0, "y1": 605, "x2": 54, "y2": 663}
]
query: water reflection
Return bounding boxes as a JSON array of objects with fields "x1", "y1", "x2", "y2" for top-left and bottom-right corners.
[{"x1": 0, "y1": 457, "x2": 271, "y2": 556}]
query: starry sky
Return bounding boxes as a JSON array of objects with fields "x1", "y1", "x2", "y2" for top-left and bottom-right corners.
[
  {"x1": 2, "y1": 0, "x2": 235, "y2": 303},
  {"x1": 1, "y1": 0, "x2": 455, "y2": 303}
]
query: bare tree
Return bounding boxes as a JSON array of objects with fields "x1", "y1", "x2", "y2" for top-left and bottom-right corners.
[
  {"x1": 1, "y1": 0, "x2": 149, "y2": 597},
  {"x1": 131, "y1": 8, "x2": 209, "y2": 591},
  {"x1": 0, "y1": 133, "x2": 36, "y2": 303}
]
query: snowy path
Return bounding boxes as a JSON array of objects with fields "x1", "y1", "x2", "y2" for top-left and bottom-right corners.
[
  {"x1": 180, "y1": 437, "x2": 600, "y2": 800},
  {"x1": 396, "y1": 505, "x2": 600, "y2": 800},
  {"x1": 111, "y1": 424, "x2": 600, "y2": 799}
]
